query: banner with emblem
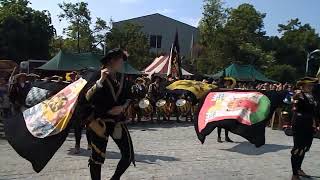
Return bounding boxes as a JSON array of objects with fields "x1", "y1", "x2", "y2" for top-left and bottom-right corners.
[
  {"x1": 23, "y1": 78, "x2": 87, "y2": 138},
  {"x1": 198, "y1": 91, "x2": 271, "y2": 132},
  {"x1": 195, "y1": 90, "x2": 281, "y2": 147}
]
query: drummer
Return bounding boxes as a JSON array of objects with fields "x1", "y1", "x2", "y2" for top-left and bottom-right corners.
[
  {"x1": 148, "y1": 76, "x2": 162, "y2": 105},
  {"x1": 217, "y1": 77, "x2": 236, "y2": 143},
  {"x1": 131, "y1": 77, "x2": 147, "y2": 122},
  {"x1": 132, "y1": 77, "x2": 147, "y2": 99}
]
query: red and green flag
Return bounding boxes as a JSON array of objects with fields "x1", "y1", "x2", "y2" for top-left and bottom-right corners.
[{"x1": 195, "y1": 90, "x2": 287, "y2": 147}]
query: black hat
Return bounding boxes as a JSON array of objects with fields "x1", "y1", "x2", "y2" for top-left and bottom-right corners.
[
  {"x1": 296, "y1": 77, "x2": 318, "y2": 86},
  {"x1": 100, "y1": 48, "x2": 128, "y2": 64}
]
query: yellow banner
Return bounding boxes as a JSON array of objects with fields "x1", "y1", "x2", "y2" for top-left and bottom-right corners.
[{"x1": 23, "y1": 78, "x2": 87, "y2": 138}]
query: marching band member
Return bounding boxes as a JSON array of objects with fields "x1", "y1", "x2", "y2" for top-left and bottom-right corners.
[
  {"x1": 217, "y1": 77, "x2": 236, "y2": 143},
  {"x1": 148, "y1": 76, "x2": 162, "y2": 104},
  {"x1": 291, "y1": 77, "x2": 318, "y2": 180},
  {"x1": 132, "y1": 77, "x2": 147, "y2": 99},
  {"x1": 131, "y1": 77, "x2": 147, "y2": 122},
  {"x1": 85, "y1": 48, "x2": 135, "y2": 180}
]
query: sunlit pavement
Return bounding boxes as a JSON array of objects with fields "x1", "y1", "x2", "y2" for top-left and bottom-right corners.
[{"x1": 0, "y1": 122, "x2": 319, "y2": 180}]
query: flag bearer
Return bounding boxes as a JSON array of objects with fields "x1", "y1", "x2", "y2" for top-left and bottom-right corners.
[{"x1": 85, "y1": 48, "x2": 135, "y2": 180}]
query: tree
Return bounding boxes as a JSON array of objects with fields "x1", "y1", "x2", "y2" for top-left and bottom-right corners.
[
  {"x1": 93, "y1": 17, "x2": 109, "y2": 45},
  {"x1": 265, "y1": 64, "x2": 297, "y2": 83},
  {"x1": 198, "y1": 2, "x2": 273, "y2": 74},
  {"x1": 58, "y1": 2, "x2": 109, "y2": 54},
  {"x1": 106, "y1": 23, "x2": 150, "y2": 69},
  {"x1": 58, "y1": 2, "x2": 94, "y2": 53},
  {"x1": 223, "y1": 3, "x2": 270, "y2": 66},
  {"x1": 276, "y1": 18, "x2": 320, "y2": 77},
  {"x1": 197, "y1": 0, "x2": 228, "y2": 73},
  {"x1": 0, "y1": 0, "x2": 54, "y2": 62},
  {"x1": 198, "y1": 0, "x2": 227, "y2": 47}
]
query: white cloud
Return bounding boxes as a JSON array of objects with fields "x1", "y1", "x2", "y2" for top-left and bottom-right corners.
[
  {"x1": 155, "y1": 8, "x2": 175, "y2": 15},
  {"x1": 179, "y1": 17, "x2": 201, "y2": 27}
]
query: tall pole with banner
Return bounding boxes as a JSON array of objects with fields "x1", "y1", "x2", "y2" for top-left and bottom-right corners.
[{"x1": 167, "y1": 30, "x2": 183, "y2": 79}]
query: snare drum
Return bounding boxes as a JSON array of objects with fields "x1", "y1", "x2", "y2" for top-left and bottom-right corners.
[
  {"x1": 156, "y1": 99, "x2": 166, "y2": 113},
  {"x1": 139, "y1": 98, "x2": 153, "y2": 115},
  {"x1": 176, "y1": 99, "x2": 191, "y2": 115}
]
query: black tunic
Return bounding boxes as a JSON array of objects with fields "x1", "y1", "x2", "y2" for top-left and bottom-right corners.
[
  {"x1": 86, "y1": 73, "x2": 131, "y2": 121},
  {"x1": 292, "y1": 92, "x2": 317, "y2": 150}
]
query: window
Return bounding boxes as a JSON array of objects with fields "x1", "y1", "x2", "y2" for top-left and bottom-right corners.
[{"x1": 150, "y1": 35, "x2": 162, "y2": 48}]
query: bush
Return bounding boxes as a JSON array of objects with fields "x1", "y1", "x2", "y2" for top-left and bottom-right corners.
[{"x1": 265, "y1": 64, "x2": 297, "y2": 83}]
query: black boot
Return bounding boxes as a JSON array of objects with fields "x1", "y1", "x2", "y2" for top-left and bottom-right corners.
[
  {"x1": 89, "y1": 162, "x2": 101, "y2": 180},
  {"x1": 110, "y1": 175, "x2": 120, "y2": 180},
  {"x1": 225, "y1": 137, "x2": 234, "y2": 143},
  {"x1": 225, "y1": 130, "x2": 233, "y2": 142}
]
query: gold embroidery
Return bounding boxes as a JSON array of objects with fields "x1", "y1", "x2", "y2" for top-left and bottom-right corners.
[
  {"x1": 88, "y1": 119, "x2": 106, "y2": 138},
  {"x1": 86, "y1": 84, "x2": 97, "y2": 101},
  {"x1": 91, "y1": 143, "x2": 106, "y2": 158},
  {"x1": 89, "y1": 157, "x2": 104, "y2": 165},
  {"x1": 105, "y1": 73, "x2": 124, "y2": 102}
]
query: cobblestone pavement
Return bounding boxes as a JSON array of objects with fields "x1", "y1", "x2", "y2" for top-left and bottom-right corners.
[{"x1": 0, "y1": 122, "x2": 319, "y2": 180}]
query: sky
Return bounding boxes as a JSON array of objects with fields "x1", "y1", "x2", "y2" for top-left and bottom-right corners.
[{"x1": 28, "y1": 0, "x2": 320, "y2": 36}]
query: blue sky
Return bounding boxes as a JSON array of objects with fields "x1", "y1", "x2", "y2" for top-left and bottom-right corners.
[{"x1": 28, "y1": 0, "x2": 320, "y2": 36}]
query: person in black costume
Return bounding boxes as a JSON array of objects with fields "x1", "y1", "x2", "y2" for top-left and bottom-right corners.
[
  {"x1": 131, "y1": 77, "x2": 147, "y2": 122},
  {"x1": 291, "y1": 77, "x2": 318, "y2": 180},
  {"x1": 9, "y1": 73, "x2": 31, "y2": 111},
  {"x1": 85, "y1": 48, "x2": 135, "y2": 180},
  {"x1": 217, "y1": 77, "x2": 236, "y2": 143}
]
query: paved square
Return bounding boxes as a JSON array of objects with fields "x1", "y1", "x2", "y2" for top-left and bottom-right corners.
[{"x1": 0, "y1": 122, "x2": 319, "y2": 180}]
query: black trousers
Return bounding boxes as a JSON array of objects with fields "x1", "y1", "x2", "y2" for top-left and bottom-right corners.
[
  {"x1": 75, "y1": 124, "x2": 92, "y2": 147},
  {"x1": 291, "y1": 116, "x2": 314, "y2": 175},
  {"x1": 217, "y1": 127, "x2": 229, "y2": 138},
  {"x1": 88, "y1": 120, "x2": 135, "y2": 180}
]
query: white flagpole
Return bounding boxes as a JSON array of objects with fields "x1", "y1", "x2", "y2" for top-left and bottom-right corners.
[{"x1": 167, "y1": 43, "x2": 174, "y2": 76}]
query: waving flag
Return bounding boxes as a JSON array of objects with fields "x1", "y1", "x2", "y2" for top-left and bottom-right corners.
[
  {"x1": 23, "y1": 78, "x2": 87, "y2": 138},
  {"x1": 167, "y1": 80, "x2": 217, "y2": 99},
  {"x1": 195, "y1": 90, "x2": 287, "y2": 147},
  {"x1": 5, "y1": 70, "x2": 98, "y2": 172},
  {"x1": 167, "y1": 30, "x2": 183, "y2": 79}
]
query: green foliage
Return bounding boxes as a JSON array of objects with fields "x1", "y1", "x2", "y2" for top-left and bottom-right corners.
[
  {"x1": 198, "y1": 0, "x2": 229, "y2": 73},
  {"x1": 276, "y1": 18, "x2": 320, "y2": 76},
  {"x1": 56, "y1": 2, "x2": 109, "y2": 54},
  {"x1": 198, "y1": 2, "x2": 271, "y2": 73},
  {"x1": 58, "y1": 2, "x2": 94, "y2": 53},
  {"x1": 198, "y1": 1, "x2": 320, "y2": 82},
  {"x1": 0, "y1": 0, "x2": 54, "y2": 62},
  {"x1": 106, "y1": 23, "x2": 150, "y2": 69},
  {"x1": 265, "y1": 64, "x2": 297, "y2": 83}
]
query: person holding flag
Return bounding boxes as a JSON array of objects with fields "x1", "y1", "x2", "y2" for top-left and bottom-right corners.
[
  {"x1": 217, "y1": 77, "x2": 236, "y2": 143},
  {"x1": 85, "y1": 48, "x2": 135, "y2": 180}
]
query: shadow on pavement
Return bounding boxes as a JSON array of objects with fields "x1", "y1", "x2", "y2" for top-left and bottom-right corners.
[
  {"x1": 128, "y1": 121, "x2": 194, "y2": 132},
  {"x1": 68, "y1": 148, "x2": 180, "y2": 164},
  {"x1": 220, "y1": 142, "x2": 291, "y2": 155}
]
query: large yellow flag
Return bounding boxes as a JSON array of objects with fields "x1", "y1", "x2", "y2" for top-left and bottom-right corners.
[
  {"x1": 23, "y1": 78, "x2": 87, "y2": 138},
  {"x1": 166, "y1": 80, "x2": 217, "y2": 99}
]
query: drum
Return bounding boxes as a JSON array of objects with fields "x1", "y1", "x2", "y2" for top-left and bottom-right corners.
[
  {"x1": 139, "y1": 98, "x2": 153, "y2": 115},
  {"x1": 156, "y1": 99, "x2": 166, "y2": 111},
  {"x1": 176, "y1": 99, "x2": 191, "y2": 115}
]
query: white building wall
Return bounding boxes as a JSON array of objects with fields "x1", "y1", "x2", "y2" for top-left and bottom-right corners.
[{"x1": 113, "y1": 13, "x2": 199, "y2": 58}]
